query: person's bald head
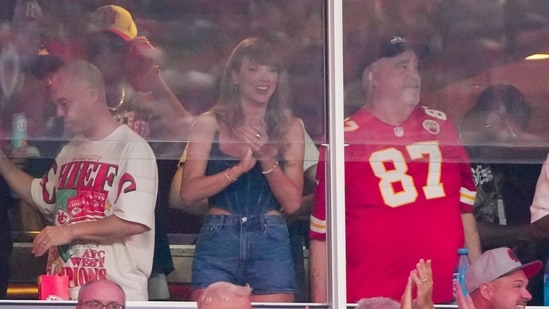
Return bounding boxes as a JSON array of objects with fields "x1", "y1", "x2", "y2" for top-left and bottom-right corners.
[
  {"x1": 357, "y1": 297, "x2": 400, "y2": 309},
  {"x1": 76, "y1": 279, "x2": 125, "y2": 309},
  {"x1": 197, "y1": 282, "x2": 252, "y2": 309},
  {"x1": 52, "y1": 60, "x2": 107, "y2": 102},
  {"x1": 50, "y1": 60, "x2": 112, "y2": 137}
]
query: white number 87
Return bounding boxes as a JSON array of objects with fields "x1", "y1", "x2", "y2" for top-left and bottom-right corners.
[{"x1": 369, "y1": 142, "x2": 445, "y2": 207}]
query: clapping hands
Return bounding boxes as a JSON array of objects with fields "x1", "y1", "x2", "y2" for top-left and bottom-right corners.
[{"x1": 401, "y1": 259, "x2": 434, "y2": 309}]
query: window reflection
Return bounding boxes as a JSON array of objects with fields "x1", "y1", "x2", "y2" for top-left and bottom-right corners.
[
  {"x1": 337, "y1": 0, "x2": 549, "y2": 306},
  {"x1": 0, "y1": 0, "x2": 326, "y2": 304},
  {"x1": 3, "y1": 0, "x2": 549, "y2": 306}
]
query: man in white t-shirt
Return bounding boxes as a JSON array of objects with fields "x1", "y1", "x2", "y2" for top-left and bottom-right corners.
[{"x1": 0, "y1": 60, "x2": 158, "y2": 301}]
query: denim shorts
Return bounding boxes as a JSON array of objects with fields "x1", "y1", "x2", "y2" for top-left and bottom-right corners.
[{"x1": 191, "y1": 214, "x2": 295, "y2": 295}]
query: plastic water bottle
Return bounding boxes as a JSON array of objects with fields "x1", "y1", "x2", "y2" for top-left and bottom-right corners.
[
  {"x1": 11, "y1": 113, "x2": 27, "y2": 148},
  {"x1": 543, "y1": 250, "x2": 549, "y2": 306},
  {"x1": 453, "y1": 247, "x2": 470, "y2": 301}
]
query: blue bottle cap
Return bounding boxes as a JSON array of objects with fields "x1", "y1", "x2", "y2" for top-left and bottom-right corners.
[{"x1": 458, "y1": 248, "x2": 469, "y2": 254}]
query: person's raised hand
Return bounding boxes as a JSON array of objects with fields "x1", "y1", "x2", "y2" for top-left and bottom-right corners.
[
  {"x1": 234, "y1": 125, "x2": 277, "y2": 161},
  {"x1": 125, "y1": 36, "x2": 162, "y2": 91},
  {"x1": 401, "y1": 270, "x2": 414, "y2": 309},
  {"x1": 455, "y1": 281, "x2": 476, "y2": 309},
  {"x1": 234, "y1": 147, "x2": 257, "y2": 176},
  {"x1": 400, "y1": 259, "x2": 434, "y2": 309},
  {"x1": 411, "y1": 259, "x2": 434, "y2": 309}
]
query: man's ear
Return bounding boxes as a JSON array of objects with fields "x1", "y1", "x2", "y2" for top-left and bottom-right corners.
[
  {"x1": 478, "y1": 282, "x2": 492, "y2": 300},
  {"x1": 87, "y1": 87, "x2": 98, "y2": 101},
  {"x1": 362, "y1": 66, "x2": 375, "y2": 90}
]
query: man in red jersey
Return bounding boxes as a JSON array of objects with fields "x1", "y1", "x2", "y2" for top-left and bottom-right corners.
[{"x1": 309, "y1": 35, "x2": 481, "y2": 304}]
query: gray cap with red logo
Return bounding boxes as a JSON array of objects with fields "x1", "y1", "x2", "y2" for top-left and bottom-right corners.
[{"x1": 464, "y1": 247, "x2": 542, "y2": 294}]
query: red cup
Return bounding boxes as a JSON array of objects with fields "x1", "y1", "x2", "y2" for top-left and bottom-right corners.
[{"x1": 38, "y1": 275, "x2": 69, "y2": 300}]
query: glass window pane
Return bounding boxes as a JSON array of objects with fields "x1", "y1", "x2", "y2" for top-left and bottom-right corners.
[
  {"x1": 335, "y1": 0, "x2": 549, "y2": 306},
  {"x1": 1, "y1": 0, "x2": 327, "y2": 304}
]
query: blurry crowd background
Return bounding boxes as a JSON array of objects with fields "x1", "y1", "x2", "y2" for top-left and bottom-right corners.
[
  {"x1": 3, "y1": 0, "x2": 549, "y2": 151},
  {"x1": 3, "y1": 0, "x2": 549, "y2": 268},
  {"x1": 0, "y1": 0, "x2": 327, "y2": 153}
]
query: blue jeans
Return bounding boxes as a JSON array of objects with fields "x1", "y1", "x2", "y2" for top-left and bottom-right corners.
[{"x1": 191, "y1": 214, "x2": 295, "y2": 295}]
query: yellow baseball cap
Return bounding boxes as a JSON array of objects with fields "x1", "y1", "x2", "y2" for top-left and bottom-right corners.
[{"x1": 91, "y1": 5, "x2": 137, "y2": 41}]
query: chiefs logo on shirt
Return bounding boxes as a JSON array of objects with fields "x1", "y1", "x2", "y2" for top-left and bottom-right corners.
[{"x1": 423, "y1": 119, "x2": 440, "y2": 135}]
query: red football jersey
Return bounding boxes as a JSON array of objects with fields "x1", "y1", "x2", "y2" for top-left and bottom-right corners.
[{"x1": 310, "y1": 106, "x2": 476, "y2": 303}]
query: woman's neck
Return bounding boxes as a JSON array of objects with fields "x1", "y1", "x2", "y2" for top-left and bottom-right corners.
[{"x1": 242, "y1": 102, "x2": 266, "y2": 126}]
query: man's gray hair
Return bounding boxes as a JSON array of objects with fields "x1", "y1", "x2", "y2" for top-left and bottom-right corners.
[
  {"x1": 56, "y1": 60, "x2": 106, "y2": 101},
  {"x1": 357, "y1": 296, "x2": 400, "y2": 309}
]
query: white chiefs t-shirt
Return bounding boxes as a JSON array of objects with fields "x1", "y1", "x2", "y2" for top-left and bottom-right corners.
[{"x1": 31, "y1": 125, "x2": 158, "y2": 301}]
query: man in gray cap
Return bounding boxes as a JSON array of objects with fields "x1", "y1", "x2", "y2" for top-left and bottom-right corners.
[{"x1": 462, "y1": 247, "x2": 542, "y2": 309}]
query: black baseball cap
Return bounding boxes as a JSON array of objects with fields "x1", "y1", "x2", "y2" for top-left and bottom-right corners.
[{"x1": 363, "y1": 35, "x2": 428, "y2": 68}]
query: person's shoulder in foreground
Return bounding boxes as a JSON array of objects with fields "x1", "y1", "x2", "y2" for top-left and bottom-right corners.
[
  {"x1": 197, "y1": 281, "x2": 253, "y2": 309},
  {"x1": 76, "y1": 279, "x2": 126, "y2": 309},
  {"x1": 461, "y1": 247, "x2": 541, "y2": 309}
]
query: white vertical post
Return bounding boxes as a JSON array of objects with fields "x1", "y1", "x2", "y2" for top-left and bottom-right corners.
[{"x1": 326, "y1": 1, "x2": 346, "y2": 308}]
